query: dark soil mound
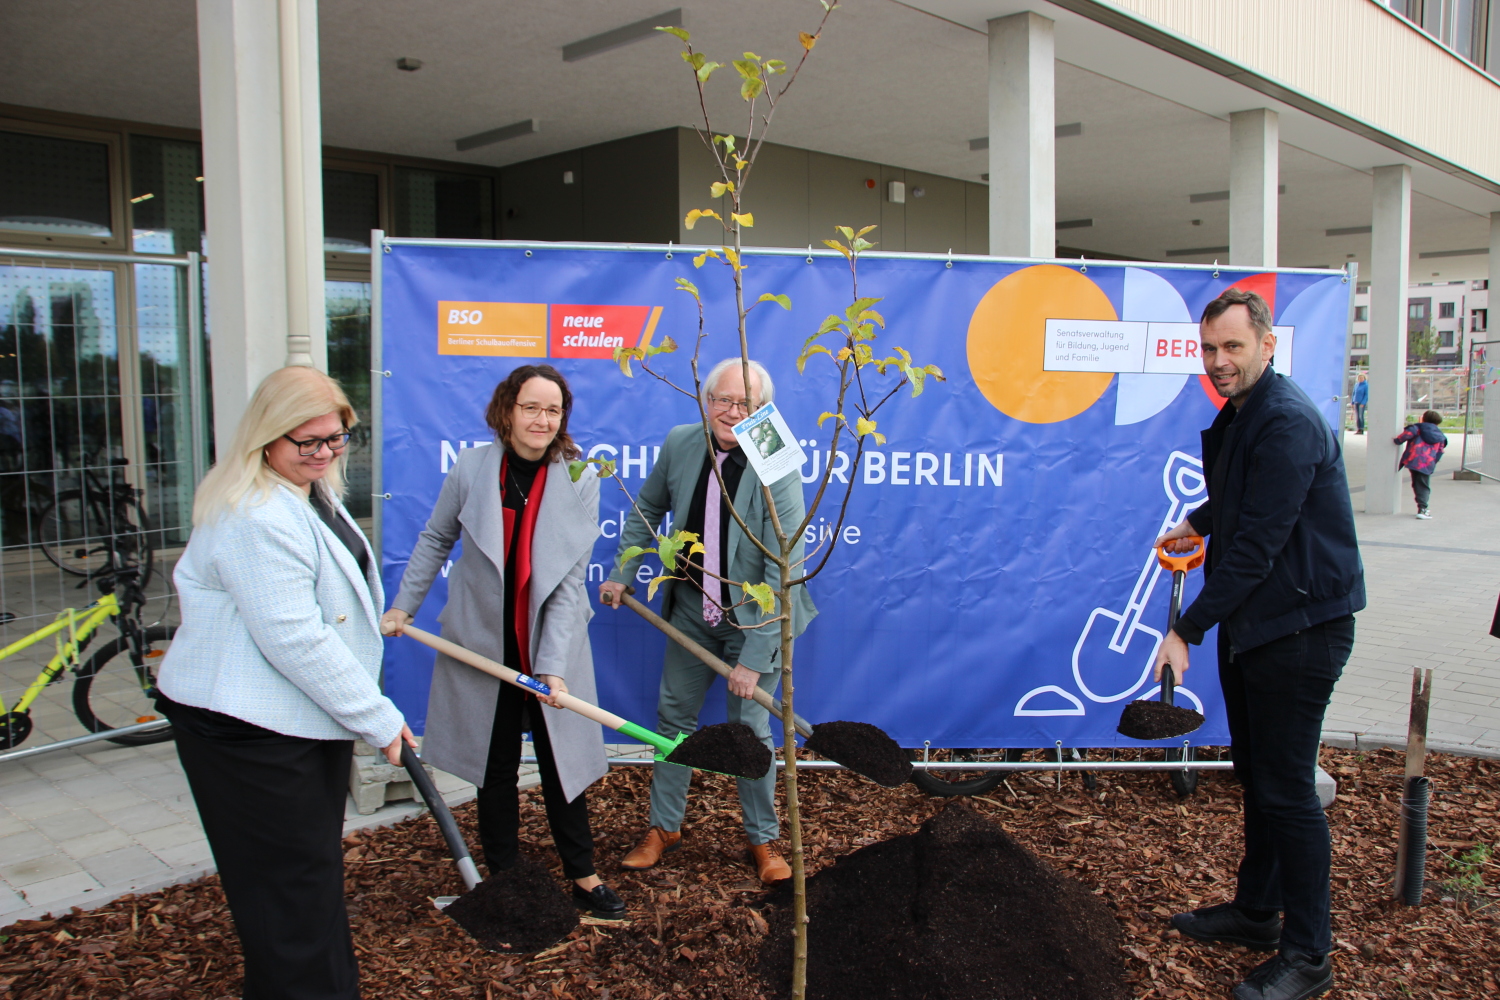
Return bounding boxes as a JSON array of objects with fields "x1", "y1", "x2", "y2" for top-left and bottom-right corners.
[
  {"x1": 442, "y1": 856, "x2": 578, "y2": 953},
  {"x1": 805, "y1": 720, "x2": 912, "y2": 787},
  {"x1": 665, "y1": 722, "x2": 772, "y2": 779},
  {"x1": 759, "y1": 802, "x2": 1126, "y2": 1000},
  {"x1": 1117, "y1": 699, "x2": 1204, "y2": 740}
]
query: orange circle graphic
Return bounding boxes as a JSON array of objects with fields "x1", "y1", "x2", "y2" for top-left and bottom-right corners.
[{"x1": 966, "y1": 265, "x2": 1117, "y2": 423}]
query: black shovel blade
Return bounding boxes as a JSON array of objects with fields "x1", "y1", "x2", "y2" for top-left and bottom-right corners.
[
  {"x1": 441, "y1": 858, "x2": 579, "y2": 953},
  {"x1": 804, "y1": 720, "x2": 914, "y2": 787},
  {"x1": 1117, "y1": 699, "x2": 1205, "y2": 741}
]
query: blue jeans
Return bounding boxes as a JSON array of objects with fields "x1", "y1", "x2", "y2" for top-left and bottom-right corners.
[
  {"x1": 647, "y1": 603, "x2": 782, "y2": 844},
  {"x1": 1219, "y1": 615, "x2": 1354, "y2": 956},
  {"x1": 1353, "y1": 403, "x2": 1366, "y2": 433}
]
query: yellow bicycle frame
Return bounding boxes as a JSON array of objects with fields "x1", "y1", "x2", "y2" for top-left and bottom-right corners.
[{"x1": 0, "y1": 594, "x2": 122, "y2": 715}]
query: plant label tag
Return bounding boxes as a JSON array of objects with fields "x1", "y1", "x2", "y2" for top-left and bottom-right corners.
[{"x1": 733, "y1": 402, "x2": 806, "y2": 485}]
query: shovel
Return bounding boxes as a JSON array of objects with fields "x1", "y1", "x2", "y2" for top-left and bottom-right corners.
[
  {"x1": 399, "y1": 744, "x2": 480, "y2": 910},
  {"x1": 1116, "y1": 536, "x2": 1207, "y2": 741},
  {"x1": 383, "y1": 622, "x2": 770, "y2": 780},
  {"x1": 617, "y1": 590, "x2": 912, "y2": 787}
]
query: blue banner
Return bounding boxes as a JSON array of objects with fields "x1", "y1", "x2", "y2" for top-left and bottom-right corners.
[{"x1": 379, "y1": 242, "x2": 1351, "y2": 749}]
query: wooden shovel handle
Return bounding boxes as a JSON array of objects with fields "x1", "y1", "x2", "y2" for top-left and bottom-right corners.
[
  {"x1": 383, "y1": 621, "x2": 630, "y2": 734},
  {"x1": 618, "y1": 591, "x2": 814, "y2": 739}
]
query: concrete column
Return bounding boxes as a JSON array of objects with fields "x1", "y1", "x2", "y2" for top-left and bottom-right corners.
[
  {"x1": 197, "y1": 0, "x2": 327, "y2": 452},
  {"x1": 987, "y1": 12, "x2": 1054, "y2": 258},
  {"x1": 1366, "y1": 164, "x2": 1412, "y2": 515},
  {"x1": 1229, "y1": 109, "x2": 1278, "y2": 268},
  {"x1": 1484, "y1": 211, "x2": 1500, "y2": 481}
]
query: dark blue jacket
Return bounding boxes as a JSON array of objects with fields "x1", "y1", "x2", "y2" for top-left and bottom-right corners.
[{"x1": 1175, "y1": 370, "x2": 1365, "y2": 654}]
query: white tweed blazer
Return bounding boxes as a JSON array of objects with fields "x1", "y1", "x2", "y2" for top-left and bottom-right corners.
[{"x1": 157, "y1": 483, "x2": 404, "y2": 747}]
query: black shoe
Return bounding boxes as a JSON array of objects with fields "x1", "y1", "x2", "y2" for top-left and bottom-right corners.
[
  {"x1": 1232, "y1": 949, "x2": 1332, "y2": 1000},
  {"x1": 572, "y1": 882, "x2": 626, "y2": 919},
  {"x1": 1170, "y1": 902, "x2": 1281, "y2": 950}
]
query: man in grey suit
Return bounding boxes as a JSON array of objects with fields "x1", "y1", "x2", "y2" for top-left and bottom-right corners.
[{"x1": 600, "y1": 358, "x2": 816, "y2": 884}]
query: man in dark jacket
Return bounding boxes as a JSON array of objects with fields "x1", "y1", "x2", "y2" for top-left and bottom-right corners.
[{"x1": 1155, "y1": 288, "x2": 1364, "y2": 1000}]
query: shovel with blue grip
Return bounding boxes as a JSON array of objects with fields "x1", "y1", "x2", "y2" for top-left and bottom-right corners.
[{"x1": 382, "y1": 621, "x2": 769, "y2": 780}]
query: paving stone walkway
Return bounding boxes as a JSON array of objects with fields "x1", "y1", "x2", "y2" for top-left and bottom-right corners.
[{"x1": 1, "y1": 429, "x2": 1496, "y2": 924}]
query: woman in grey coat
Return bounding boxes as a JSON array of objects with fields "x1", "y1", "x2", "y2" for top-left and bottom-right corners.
[{"x1": 382, "y1": 365, "x2": 620, "y2": 917}]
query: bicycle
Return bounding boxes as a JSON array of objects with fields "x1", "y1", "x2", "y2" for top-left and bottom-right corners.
[
  {"x1": 0, "y1": 560, "x2": 175, "y2": 750},
  {"x1": 37, "y1": 458, "x2": 155, "y2": 588}
]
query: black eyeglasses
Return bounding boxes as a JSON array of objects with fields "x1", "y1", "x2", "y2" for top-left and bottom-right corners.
[{"x1": 283, "y1": 430, "x2": 351, "y2": 456}]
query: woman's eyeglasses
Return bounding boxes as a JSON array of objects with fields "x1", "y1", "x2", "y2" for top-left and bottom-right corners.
[
  {"x1": 283, "y1": 431, "x2": 351, "y2": 456},
  {"x1": 515, "y1": 402, "x2": 564, "y2": 424}
]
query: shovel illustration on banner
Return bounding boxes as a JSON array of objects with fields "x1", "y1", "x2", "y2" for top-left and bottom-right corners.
[{"x1": 1068, "y1": 450, "x2": 1209, "y2": 711}]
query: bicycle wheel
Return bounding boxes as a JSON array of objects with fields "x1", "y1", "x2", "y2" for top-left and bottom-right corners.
[
  {"x1": 1167, "y1": 745, "x2": 1199, "y2": 798},
  {"x1": 910, "y1": 747, "x2": 1006, "y2": 797},
  {"x1": 38, "y1": 489, "x2": 110, "y2": 577},
  {"x1": 72, "y1": 625, "x2": 176, "y2": 746}
]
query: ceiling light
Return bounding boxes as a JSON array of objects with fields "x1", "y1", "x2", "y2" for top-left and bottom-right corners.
[
  {"x1": 1056, "y1": 218, "x2": 1093, "y2": 230},
  {"x1": 969, "y1": 123, "x2": 1081, "y2": 151},
  {"x1": 563, "y1": 8, "x2": 683, "y2": 62},
  {"x1": 1325, "y1": 226, "x2": 1371, "y2": 236},
  {"x1": 396, "y1": 57, "x2": 423, "y2": 71},
  {"x1": 455, "y1": 119, "x2": 539, "y2": 152},
  {"x1": 130, "y1": 193, "x2": 154, "y2": 204},
  {"x1": 1189, "y1": 186, "x2": 1286, "y2": 203},
  {"x1": 1418, "y1": 248, "x2": 1489, "y2": 259},
  {"x1": 1164, "y1": 245, "x2": 1230, "y2": 258}
]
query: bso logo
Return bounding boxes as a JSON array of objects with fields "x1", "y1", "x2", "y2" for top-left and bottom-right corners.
[{"x1": 448, "y1": 309, "x2": 485, "y2": 325}]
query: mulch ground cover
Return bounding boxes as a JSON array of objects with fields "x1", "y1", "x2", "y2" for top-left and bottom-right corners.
[{"x1": 2, "y1": 745, "x2": 1497, "y2": 999}]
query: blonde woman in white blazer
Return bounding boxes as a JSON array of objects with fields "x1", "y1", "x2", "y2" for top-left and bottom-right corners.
[{"x1": 156, "y1": 367, "x2": 413, "y2": 1000}]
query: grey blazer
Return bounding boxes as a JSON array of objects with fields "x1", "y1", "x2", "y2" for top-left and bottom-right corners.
[
  {"x1": 391, "y1": 442, "x2": 607, "y2": 801},
  {"x1": 608, "y1": 423, "x2": 817, "y2": 671}
]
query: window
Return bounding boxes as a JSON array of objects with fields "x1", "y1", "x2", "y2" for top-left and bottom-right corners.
[
  {"x1": 1441, "y1": 330, "x2": 1455, "y2": 347},
  {"x1": 1438, "y1": 301, "x2": 1456, "y2": 318},
  {"x1": 1391, "y1": 0, "x2": 1492, "y2": 69},
  {"x1": 1473, "y1": 280, "x2": 1490, "y2": 291},
  {"x1": 0, "y1": 128, "x2": 119, "y2": 245},
  {"x1": 1352, "y1": 334, "x2": 1368, "y2": 349},
  {"x1": 129, "y1": 135, "x2": 204, "y2": 255},
  {"x1": 394, "y1": 168, "x2": 494, "y2": 239},
  {"x1": 1354, "y1": 305, "x2": 1369, "y2": 322},
  {"x1": 1409, "y1": 302, "x2": 1428, "y2": 320},
  {"x1": 322, "y1": 168, "x2": 381, "y2": 254},
  {"x1": 1474, "y1": 308, "x2": 1489, "y2": 331}
]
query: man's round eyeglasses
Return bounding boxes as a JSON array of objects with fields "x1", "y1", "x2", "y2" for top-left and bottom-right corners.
[
  {"x1": 707, "y1": 395, "x2": 751, "y2": 414},
  {"x1": 283, "y1": 431, "x2": 351, "y2": 456},
  {"x1": 515, "y1": 402, "x2": 565, "y2": 423}
]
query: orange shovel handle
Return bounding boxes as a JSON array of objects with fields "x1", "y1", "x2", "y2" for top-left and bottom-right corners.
[{"x1": 1156, "y1": 535, "x2": 1206, "y2": 573}]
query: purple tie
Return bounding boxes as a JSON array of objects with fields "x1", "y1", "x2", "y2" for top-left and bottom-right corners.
[{"x1": 702, "y1": 449, "x2": 724, "y2": 626}]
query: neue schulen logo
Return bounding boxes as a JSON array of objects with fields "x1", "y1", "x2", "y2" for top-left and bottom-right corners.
[{"x1": 550, "y1": 305, "x2": 663, "y2": 359}]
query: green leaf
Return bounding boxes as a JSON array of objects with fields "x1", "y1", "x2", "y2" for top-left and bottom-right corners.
[
  {"x1": 855, "y1": 225, "x2": 878, "y2": 237},
  {"x1": 817, "y1": 411, "x2": 841, "y2": 427},
  {"x1": 757, "y1": 292, "x2": 791, "y2": 310},
  {"x1": 647, "y1": 335, "x2": 678, "y2": 356},
  {"x1": 797, "y1": 343, "x2": 832, "y2": 373},
  {"x1": 742, "y1": 581, "x2": 775, "y2": 614},
  {"x1": 836, "y1": 226, "x2": 854, "y2": 241},
  {"x1": 658, "y1": 25, "x2": 691, "y2": 41},
  {"x1": 568, "y1": 460, "x2": 588, "y2": 482},
  {"x1": 714, "y1": 134, "x2": 737, "y2": 152},
  {"x1": 614, "y1": 545, "x2": 654, "y2": 573},
  {"x1": 592, "y1": 458, "x2": 617, "y2": 479},
  {"x1": 822, "y1": 239, "x2": 852, "y2": 260},
  {"x1": 740, "y1": 75, "x2": 765, "y2": 101},
  {"x1": 816, "y1": 314, "x2": 842, "y2": 335},
  {"x1": 733, "y1": 58, "x2": 760, "y2": 80},
  {"x1": 675, "y1": 276, "x2": 700, "y2": 298},
  {"x1": 765, "y1": 59, "x2": 787, "y2": 73},
  {"x1": 682, "y1": 51, "x2": 705, "y2": 70},
  {"x1": 845, "y1": 297, "x2": 883, "y2": 323},
  {"x1": 696, "y1": 61, "x2": 722, "y2": 82}
]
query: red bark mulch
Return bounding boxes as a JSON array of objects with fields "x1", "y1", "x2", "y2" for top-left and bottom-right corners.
[{"x1": 2, "y1": 745, "x2": 1497, "y2": 999}]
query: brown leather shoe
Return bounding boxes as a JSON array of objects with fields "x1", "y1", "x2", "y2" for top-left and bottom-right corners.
[
  {"x1": 749, "y1": 842, "x2": 791, "y2": 884},
  {"x1": 620, "y1": 827, "x2": 682, "y2": 870}
]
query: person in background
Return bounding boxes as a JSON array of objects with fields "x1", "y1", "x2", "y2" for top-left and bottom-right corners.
[
  {"x1": 156, "y1": 366, "x2": 414, "y2": 1000},
  {"x1": 383, "y1": 365, "x2": 623, "y2": 918},
  {"x1": 1351, "y1": 372, "x2": 1368, "y2": 434},
  {"x1": 1394, "y1": 409, "x2": 1447, "y2": 520},
  {"x1": 599, "y1": 357, "x2": 816, "y2": 885},
  {"x1": 1155, "y1": 289, "x2": 1364, "y2": 1000}
]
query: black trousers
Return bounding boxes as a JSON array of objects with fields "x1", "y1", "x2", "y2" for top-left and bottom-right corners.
[
  {"x1": 477, "y1": 680, "x2": 595, "y2": 880},
  {"x1": 1410, "y1": 470, "x2": 1431, "y2": 508},
  {"x1": 1219, "y1": 616, "x2": 1354, "y2": 956},
  {"x1": 173, "y1": 728, "x2": 358, "y2": 1000}
]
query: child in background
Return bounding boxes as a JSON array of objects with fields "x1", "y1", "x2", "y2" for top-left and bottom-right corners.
[{"x1": 1395, "y1": 409, "x2": 1448, "y2": 519}]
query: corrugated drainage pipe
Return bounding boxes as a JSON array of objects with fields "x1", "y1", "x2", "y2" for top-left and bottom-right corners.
[{"x1": 1399, "y1": 775, "x2": 1431, "y2": 906}]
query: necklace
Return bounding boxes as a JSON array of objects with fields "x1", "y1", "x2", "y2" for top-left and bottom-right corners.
[{"x1": 506, "y1": 463, "x2": 532, "y2": 505}]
